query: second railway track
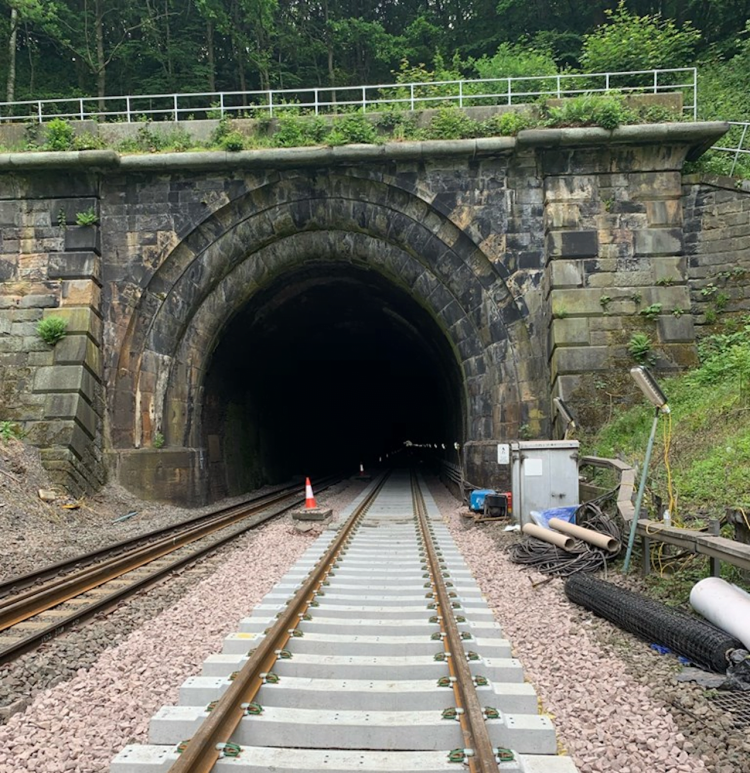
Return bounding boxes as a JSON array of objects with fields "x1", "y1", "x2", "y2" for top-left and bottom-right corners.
[
  {"x1": 112, "y1": 470, "x2": 580, "y2": 773},
  {"x1": 0, "y1": 476, "x2": 341, "y2": 665}
]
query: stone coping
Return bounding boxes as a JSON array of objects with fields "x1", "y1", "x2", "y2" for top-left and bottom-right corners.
[{"x1": 0, "y1": 122, "x2": 729, "y2": 172}]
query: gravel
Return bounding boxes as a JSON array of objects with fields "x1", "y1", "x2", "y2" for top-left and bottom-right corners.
[
  {"x1": 0, "y1": 478, "x2": 365, "y2": 772},
  {"x1": 426, "y1": 476, "x2": 748, "y2": 773},
  {"x1": 2, "y1": 469, "x2": 746, "y2": 773}
]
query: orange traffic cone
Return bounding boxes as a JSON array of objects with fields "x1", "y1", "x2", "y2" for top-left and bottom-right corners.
[{"x1": 304, "y1": 477, "x2": 317, "y2": 509}]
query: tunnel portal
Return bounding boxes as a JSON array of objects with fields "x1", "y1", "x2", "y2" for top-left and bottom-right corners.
[{"x1": 201, "y1": 262, "x2": 465, "y2": 500}]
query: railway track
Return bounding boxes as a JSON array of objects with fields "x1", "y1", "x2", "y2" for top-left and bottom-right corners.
[
  {"x1": 111, "y1": 471, "x2": 580, "y2": 773},
  {"x1": 0, "y1": 476, "x2": 341, "y2": 665}
]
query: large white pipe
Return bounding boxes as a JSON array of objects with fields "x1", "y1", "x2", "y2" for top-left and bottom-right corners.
[{"x1": 690, "y1": 577, "x2": 750, "y2": 650}]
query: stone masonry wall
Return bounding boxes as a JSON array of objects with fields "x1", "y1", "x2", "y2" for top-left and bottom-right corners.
[
  {"x1": 0, "y1": 173, "x2": 104, "y2": 496},
  {"x1": 542, "y1": 142, "x2": 699, "y2": 428},
  {"x1": 683, "y1": 175, "x2": 750, "y2": 326}
]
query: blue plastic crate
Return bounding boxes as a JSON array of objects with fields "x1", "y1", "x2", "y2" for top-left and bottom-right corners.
[{"x1": 470, "y1": 489, "x2": 496, "y2": 512}]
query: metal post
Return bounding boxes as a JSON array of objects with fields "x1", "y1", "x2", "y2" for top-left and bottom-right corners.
[
  {"x1": 708, "y1": 519, "x2": 721, "y2": 577},
  {"x1": 623, "y1": 408, "x2": 661, "y2": 574},
  {"x1": 268, "y1": 91, "x2": 273, "y2": 117},
  {"x1": 730, "y1": 124, "x2": 748, "y2": 177},
  {"x1": 556, "y1": 74, "x2": 561, "y2": 99},
  {"x1": 220, "y1": 93, "x2": 225, "y2": 119},
  {"x1": 507, "y1": 78, "x2": 511, "y2": 106},
  {"x1": 314, "y1": 89, "x2": 319, "y2": 115},
  {"x1": 79, "y1": 98, "x2": 85, "y2": 121},
  {"x1": 459, "y1": 81, "x2": 463, "y2": 108},
  {"x1": 362, "y1": 86, "x2": 366, "y2": 112},
  {"x1": 37, "y1": 100, "x2": 42, "y2": 123},
  {"x1": 653, "y1": 69, "x2": 658, "y2": 93},
  {"x1": 173, "y1": 94, "x2": 178, "y2": 121},
  {"x1": 410, "y1": 84, "x2": 414, "y2": 111},
  {"x1": 605, "y1": 73, "x2": 610, "y2": 91},
  {"x1": 126, "y1": 96, "x2": 132, "y2": 123}
]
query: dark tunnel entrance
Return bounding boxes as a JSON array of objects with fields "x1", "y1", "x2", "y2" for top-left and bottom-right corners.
[{"x1": 200, "y1": 263, "x2": 466, "y2": 500}]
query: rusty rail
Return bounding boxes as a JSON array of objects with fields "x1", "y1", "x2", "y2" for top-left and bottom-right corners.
[
  {"x1": 168, "y1": 474, "x2": 388, "y2": 772},
  {"x1": 412, "y1": 474, "x2": 500, "y2": 773}
]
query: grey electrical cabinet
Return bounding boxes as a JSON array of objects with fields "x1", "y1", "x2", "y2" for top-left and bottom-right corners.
[{"x1": 510, "y1": 440, "x2": 580, "y2": 526}]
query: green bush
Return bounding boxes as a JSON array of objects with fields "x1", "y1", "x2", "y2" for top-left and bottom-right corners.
[
  {"x1": 37, "y1": 316, "x2": 68, "y2": 346},
  {"x1": 75, "y1": 207, "x2": 98, "y2": 226},
  {"x1": 220, "y1": 131, "x2": 245, "y2": 151},
  {"x1": 273, "y1": 115, "x2": 328, "y2": 148},
  {"x1": 72, "y1": 132, "x2": 106, "y2": 151},
  {"x1": 328, "y1": 112, "x2": 378, "y2": 145},
  {"x1": 628, "y1": 333, "x2": 656, "y2": 365},
  {"x1": 580, "y1": 1, "x2": 700, "y2": 73},
  {"x1": 544, "y1": 93, "x2": 636, "y2": 130},
  {"x1": 424, "y1": 106, "x2": 479, "y2": 140},
  {"x1": 0, "y1": 421, "x2": 25, "y2": 442},
  {"x1": 44, "y1": 118, "x2": 75, "y2": 151}
]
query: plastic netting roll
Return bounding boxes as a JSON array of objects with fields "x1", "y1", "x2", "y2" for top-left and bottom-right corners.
[{"x1": 565, "y1": 574, "x2": 743, "y2": 673}]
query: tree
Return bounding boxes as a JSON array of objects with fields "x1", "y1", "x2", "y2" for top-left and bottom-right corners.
[
  {"x1": 2, "y1": 0, "x2": 56, "y2": 102},
  {"x1": 580, "y1": 1, "x2": 701, "y2": 73}
]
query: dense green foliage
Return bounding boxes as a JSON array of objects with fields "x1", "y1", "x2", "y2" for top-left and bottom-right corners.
[
  {"x1": 0, "y1": 1, "x2": 748, "y2": 122},
  {"x1": 587, "y1": 316, "x2": 750, "y2": 516}
]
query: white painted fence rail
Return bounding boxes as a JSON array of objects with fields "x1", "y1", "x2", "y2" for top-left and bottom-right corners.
[{"x1": 0, "y1": 67, "x2": 697, "y2": 124}]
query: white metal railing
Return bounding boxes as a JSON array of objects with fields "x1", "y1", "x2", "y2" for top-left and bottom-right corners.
[
  {"x1": 0, "y1": 68, "x2": 697, "y2": 124},
  {"x1": 712, "y1": 121, "x2": 750, "y2": 175}
]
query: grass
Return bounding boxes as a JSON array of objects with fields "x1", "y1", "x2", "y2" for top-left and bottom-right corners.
[{"x1": 585, "y1": 316, "x2": 750, "y2": 520}]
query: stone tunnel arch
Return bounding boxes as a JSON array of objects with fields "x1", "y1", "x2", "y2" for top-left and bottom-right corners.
[{"x1": 109, "y1": 170, "x2": 534, "y2": 502}]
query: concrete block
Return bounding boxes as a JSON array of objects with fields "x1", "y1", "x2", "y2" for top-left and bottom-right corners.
[
  {"x1": 292, "y1": 507, "x2": 333, "y2": 522},
  {"x1": 43, "y1": 393, "x2": 98, "y2": 437},
  {"x1": 60, "y1": 279, "x2": 101, "y2": 309},
  {"x1": 18, "y1": 294, "x2": 58, "y2": 309},
  {"x1": 33, "y1": 365, "x2": 97, "y2": 400},
  {"x1": 48, "y1": 251, "x2": 102, "y2": 282},
  {"x1": 549, "y1": 260, "x2": 583, "y2": 288},
  {"x1": 64, "y1": 225, "x2": 100, "y2": 254},
  {"x1": 658, "y1": 314, "x2": 695, "y2": 343},
  {"x1": 550, "y1": 318, "x2": 590, "y2": 347},
  {"x1": 633, "y1": 228, "x2": 683, "y2": 256},
  {"x1": 547, "y1": 230, "x2": 598, "y2": 259},
  {"x1": 551, "y1": 346, "x2": 610, "y2": 378}
]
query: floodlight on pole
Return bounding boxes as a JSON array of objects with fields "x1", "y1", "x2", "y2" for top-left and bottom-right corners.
[
  {"x1": 623, "y1": 367, "x2": 670, "y2": 574},
  {"x1": 630, "y1": 366, "x2": 670, "y2": 412}
]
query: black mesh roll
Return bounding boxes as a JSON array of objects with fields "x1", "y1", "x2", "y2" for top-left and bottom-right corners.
[{"x1": 565, "y1": 574, "x2": 743, "y2": 673}]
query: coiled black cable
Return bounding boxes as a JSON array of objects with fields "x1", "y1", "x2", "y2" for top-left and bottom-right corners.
[{"x1": 508, "y1": 502, "x2": 622, "y2": 577}]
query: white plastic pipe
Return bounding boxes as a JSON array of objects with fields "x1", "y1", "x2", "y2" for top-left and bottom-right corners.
[{"x1": 690, "y1": 577, "x2": 750, "y2": 650}]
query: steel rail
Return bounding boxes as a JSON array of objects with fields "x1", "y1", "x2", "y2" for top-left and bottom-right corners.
[
  {"x1": 168, "y1": 473, "x2": 389, "y2": 773},
  {"x1": 0, "y1": 477, "x2": 337, "y2": 599},
  {"x1": 412, "y1": 473, "x2": 500, "y2": 773},
  {"x1": 0, "y1": 480, "x2": 341, "y2": 665},
  {"x1": 0, "y1": 488, "x2": 310, "y2": 630}
]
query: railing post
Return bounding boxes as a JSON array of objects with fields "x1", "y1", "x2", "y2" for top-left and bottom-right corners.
[
  {"x1": 314, "y1": 89, "x2": 319, "y2": 115},
  {"x1": 410, "y1": 83, "x2": 414, "y2": 111},
  {"x1": 362, "y1": 86, "x2": 367, "y2": 112},
  {"x1": 605, "y1": 72, "x2": 610, "y2": 91},
  {"x1": 37, "y1": 101, "x2": 42, "y2": 123},
  {"x1": 693, "y1": 68, "x2": 698, "y2": 120},
  {"x1": 268, "y1": 91, "x2": 273, "y2": 117},
  {"x1": 220, "y1": 93, "x2": 225, "y2": 118},
  {"x1": 459, "y1": 81, "x2": 463, "y2": 108},
  {"x1": 506, "y1": 78, "x2": 511, "y2": 106},
  {"x1": 79, "y1": 98, "x2": 85, "y2": 121},
  {"x1": 126, "y1": 96, "x2": 132, "y2": 123},
  {"x1": 730, "y1": 124, "x2": 749, "y2": 177},
  {"x1": 173, "y1": 94, "x2": 179, "y2": 121},
  {"x1": 653, "y1": 69, "x2": 658, "y2": 93},
  {"x1": 556, "y1": 74, "x2": 561, "y2": 99}
]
